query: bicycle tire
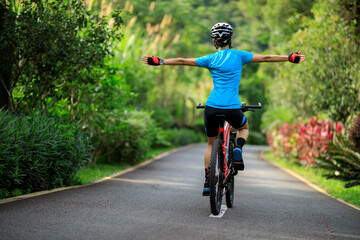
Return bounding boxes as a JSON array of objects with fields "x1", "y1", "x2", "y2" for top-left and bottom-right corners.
[
  {"x1": 226, "y1": 174, "x2": 234, "y2": 208},
  {"x1": 209, "y1": 139, "x2": 224, "y2": 215},
  {"x1": 226, "y1": 141, "x2": 235, "y2": 208}
]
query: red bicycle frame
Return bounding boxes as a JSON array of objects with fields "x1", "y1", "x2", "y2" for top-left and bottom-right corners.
[{"x1": 218, "y1": 120, "x2": 232, "y2": 178}]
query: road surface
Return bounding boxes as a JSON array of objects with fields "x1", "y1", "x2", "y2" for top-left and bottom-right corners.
[{"x1": 1, "y1": 144, "x2": 359, "y2": 240}]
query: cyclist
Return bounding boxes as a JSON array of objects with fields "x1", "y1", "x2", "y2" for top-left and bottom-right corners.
[{"x1": 142, "y1": 22, "x2": 305, "y2": 196}]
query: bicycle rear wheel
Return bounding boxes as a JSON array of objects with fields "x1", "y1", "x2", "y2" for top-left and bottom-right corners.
[
  {"x1": 226, "y1": 141, "x2": 235, "y2": 208},
  {"x1": 226, "y1": 174, "x2": 234, "y2": 208},
  {"x1": 209, "y1": 139, "x2": 224, "y2": 215}
]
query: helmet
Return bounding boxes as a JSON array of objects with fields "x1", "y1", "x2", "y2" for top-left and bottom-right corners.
[{"x1": 210, "y1": 23, "x2": 233, "y2": 39}]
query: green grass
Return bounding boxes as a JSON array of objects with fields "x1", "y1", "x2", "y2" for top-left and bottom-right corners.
[
  {"x1": 75, "y1": 163, "x2": 128, "y2": 185},
  {"x1": 75, "y1": 147, "x2": 175, "y2": 185},
  {"x1": 264, "y1": 151, "x2": 360, "y2": 208},
  {"x1": 146, "y1": 147, "x2": 174, "y2": 159}
]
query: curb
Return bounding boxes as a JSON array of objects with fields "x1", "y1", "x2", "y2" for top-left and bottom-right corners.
[
  {"x1": 260, "y1": 150, "x2": 360, "y2": 211},
  {"x1": 0, "y1": 143, "x2": 201, "y2": 205}
]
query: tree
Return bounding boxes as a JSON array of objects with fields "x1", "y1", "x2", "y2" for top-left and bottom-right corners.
[
  {"x1": 0, "y1": 0, "x2": 123, "y2": 113},
  {"x1": 0, "y1": 3, "x2": 14, "y2": 110},
  {"x1": 273, "y1": 0, "x2": 360, "y2": 123}
]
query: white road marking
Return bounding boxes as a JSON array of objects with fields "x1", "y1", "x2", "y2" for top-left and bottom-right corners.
[{"x1": 209, "y1": 205, "x2": 227, "y2": 218}]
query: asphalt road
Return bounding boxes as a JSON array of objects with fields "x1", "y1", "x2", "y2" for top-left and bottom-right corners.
[{"x1": 1, "y1": 144, "x2": 359, "y2": 240}]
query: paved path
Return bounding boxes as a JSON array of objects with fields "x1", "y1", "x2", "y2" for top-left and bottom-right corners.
[{"x1": 0, "y1": 145, "x2": 359, "y2": 240}]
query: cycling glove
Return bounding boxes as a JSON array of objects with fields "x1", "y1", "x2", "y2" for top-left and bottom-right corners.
[
  {"x1": 147, "y1": 56, "x2": 162, "y2": 66},
  {"x1": 288, "y1": 52, "x2": 301, "y2": 63}
]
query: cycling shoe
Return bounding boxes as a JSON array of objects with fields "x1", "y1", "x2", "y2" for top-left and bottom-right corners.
[{"x1": 234, "y1": 148, "x2": 245, "y2": 171}]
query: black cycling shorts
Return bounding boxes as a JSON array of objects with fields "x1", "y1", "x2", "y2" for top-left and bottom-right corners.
[{"x1": 204, "y1": 106, "x2": 247, "y2": 137}]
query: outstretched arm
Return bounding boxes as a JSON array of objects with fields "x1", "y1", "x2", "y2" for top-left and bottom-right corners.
[
  {"x1": 142, "y1": 56, "x2": 197, "y2": 66},
  {"x1": 252, "y1": 51, "x2": 306, "y2": 63}
]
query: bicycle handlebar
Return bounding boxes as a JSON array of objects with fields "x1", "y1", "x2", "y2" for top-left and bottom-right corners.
[
  {"x1": 196, "y1": 103, "x2": 262, "y2": 112},
  {"x1": 195, "y1": 103, "x2": 205, "y2": 109}
]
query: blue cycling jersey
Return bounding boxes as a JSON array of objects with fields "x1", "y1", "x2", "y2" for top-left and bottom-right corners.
[{"x1": 196, "y1": 49, "x2": 254, "y2": 109}]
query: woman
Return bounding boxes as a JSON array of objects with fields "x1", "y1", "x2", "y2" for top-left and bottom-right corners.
[{"x1": 142, "y1": 23, "x2": 306, "y2": 196}]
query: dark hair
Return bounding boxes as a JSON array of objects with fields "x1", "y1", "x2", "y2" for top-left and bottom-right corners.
[{"x1": 214, "y1": 37, "x2": 231, "y2": 48}]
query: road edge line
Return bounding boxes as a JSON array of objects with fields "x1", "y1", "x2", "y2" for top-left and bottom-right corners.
[
  {"x1": 0, "y1": 143, "x2": 201, "y2": 205},
  {"x1": 260, "y1": 150, "x2": 360, "y2": 211}
]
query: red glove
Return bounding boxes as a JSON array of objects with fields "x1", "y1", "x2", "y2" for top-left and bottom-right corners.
[
  {"x1": 288, "y1": 52, "x2": 301, "y2": 63},
  {"x1": 147, "y1": 56, "x2": 161, "y2": 66}
]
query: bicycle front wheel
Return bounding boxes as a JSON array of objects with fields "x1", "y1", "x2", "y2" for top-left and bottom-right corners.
[{"x1": 209, "y1": 139, "x2": 224, "y2": 215}]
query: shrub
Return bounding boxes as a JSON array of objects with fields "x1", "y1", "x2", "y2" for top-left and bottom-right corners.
[
  {"x1": 0, "y1": 110, "x2": 91, "y2": 198},
  {"x1": 266, "y1": 117, "x2": 342, "y2": 165},
  {"x1": 248, "y1": 131, "x2": 267, "y2": 145},
  {"x1": 349, "y1": 114, "x2": 360, "y2": 152},
  {"x1": 90, "y1": 109, "x2": 204, "y2": 165},
  {"x1": 316, "y1": 134, "x2": 360, "y2": 188},
  {"x1": 295, "y1": 118, "x2": 342, "y2": 165},
  {"x1": 151, "y1": 108, "x2": 174, "y2": 129},
  {"x1": 92, "y1": 110, "x2": 159, "y2": 164},
  {"x1": 164, "y1": 128, "x2": 206, "y2": 147},
  {"x1": 260, "y1": 107, "x2": 295, "y2": 134}
]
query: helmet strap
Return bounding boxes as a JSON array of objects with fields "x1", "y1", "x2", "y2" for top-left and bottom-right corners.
[{"x1": 213, "y1": 39, "x2": 219, "y2": 49}]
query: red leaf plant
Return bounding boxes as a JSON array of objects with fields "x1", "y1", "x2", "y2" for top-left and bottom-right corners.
[{"x1": 267, "y1": 117, "x2": 343, "y2": 166}]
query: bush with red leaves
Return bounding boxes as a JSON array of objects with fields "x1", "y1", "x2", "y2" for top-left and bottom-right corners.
[{"x1": 266, "y1": 117, "x2": 342, "y2": 166}]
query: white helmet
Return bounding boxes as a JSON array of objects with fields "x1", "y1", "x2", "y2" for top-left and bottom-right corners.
[{"x1": 210, "y1": 22, "x2": 233, "y2": 39}]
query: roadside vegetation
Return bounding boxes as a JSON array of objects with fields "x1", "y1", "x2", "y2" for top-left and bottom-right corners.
[
  {"x1": 75, "y1": 146, "x2": 173, "y2": 185},
  {"x1": 1, "y1": 0, "x2": 359, "y2": 199}
]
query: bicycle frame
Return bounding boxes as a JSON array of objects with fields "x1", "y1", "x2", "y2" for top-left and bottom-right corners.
[
  {"x1": 196, "y1": 102, "x2": 262, "y2": 181},
  {"x1": 196, "y1": 102, "x2": 262, "y2": 215},
  {"x1": 218, "y1": 120, "x2": 232, "y2": 178}
]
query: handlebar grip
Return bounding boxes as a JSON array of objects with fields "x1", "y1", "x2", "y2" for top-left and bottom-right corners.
[
  {"x1": 196, "y1": 103, "x2": 205, "y2": 109},
  {"x1": 242, "y1": 103, "x2": 262, "y2": 109}
]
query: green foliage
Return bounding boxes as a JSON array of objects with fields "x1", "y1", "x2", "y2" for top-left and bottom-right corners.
[
  {"x1": 75, "y1": 163, "x2": 127, "y2": 185},
  {"x1": 151, "y1": 108, "x2": 174, "y2": 129},
  {"x1": 317, "y1": 134, "x2": 360, "y2": 188},
  {"x1": 350, "y1": 114, "x2": 360, "y2": 152},
  {"x1": 263, "y1": 0, "x2": 315, "y2": 44},
  {"x1": 260, "y1": 107, "x2": 295, "y2": 133},
  {"x1": 239, "y1": 73, "x2": 268, "y2": 137},
  {"x1": 248, "y1": 131, "x2": 267, "y2": 145},
  {"x1": 164, "y1": 128, "x2": 206, "y2": 147},
  {"x1": 0, "y1": 110, "x2": 91, "y2": 198},
  {"x1": 91, "y1": 109, "x2": 156, "y2": 164},
  {"x1": 264, "y1": 0, "x2": 360, "y2": 123},
  {"x1": 1, "y1": 0, "x2": 124, "y2": 113}
]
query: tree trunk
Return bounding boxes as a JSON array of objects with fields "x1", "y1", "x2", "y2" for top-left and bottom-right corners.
[{"x1": 0, "y1": 4, "x2": 15, "y2": 110}]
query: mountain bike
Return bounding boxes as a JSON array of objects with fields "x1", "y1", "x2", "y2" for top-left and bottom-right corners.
[{"x1": 196, "y1": 102, "x2": 262, "y2": 215}]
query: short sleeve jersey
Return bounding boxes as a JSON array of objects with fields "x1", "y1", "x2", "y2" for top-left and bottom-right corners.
[{"x1": 196, "y1": 49, "x2": 253, "y2": 109}]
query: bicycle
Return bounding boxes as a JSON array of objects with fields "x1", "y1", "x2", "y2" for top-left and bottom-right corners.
[{"x1": 196, "y1": 102, "x2": 262, "y2": 215}]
